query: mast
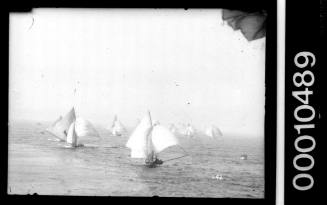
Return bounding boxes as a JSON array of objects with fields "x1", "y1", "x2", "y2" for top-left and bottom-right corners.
[
  {"x1": 111, "y1": 115, "x2": 118, "y2": 129},
  {"x1": 145, "y1": 111, "x2": 155, "y2": 163}
]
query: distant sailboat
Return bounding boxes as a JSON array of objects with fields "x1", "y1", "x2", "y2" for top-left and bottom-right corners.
[
  {"x1": 46, "y1": 108, "x2": 76, "y2": 141},
  {"x1": 65, "y1": 118, "x2": 100, "y2": 148},
  {"x1": 205, "y1": 125, "x2": 223, "y2": 138},
  {"x1": 185, "y1": 124, "x2": 195, "y2": 138},
  {"x1": 110, "y1": 115, "x2": 126, "y2": 136},
  {"x1": 46, "y1": 107, "x2": 100, "y2": 147},
  {"x1": 126, "y1": 111, "x2": 179, "y2": 168}
]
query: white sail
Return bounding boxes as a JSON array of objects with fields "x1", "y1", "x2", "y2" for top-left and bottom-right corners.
[
  {"x1": 151, "y1": 125, "x2": 178, "y2": 153},
  {"x1": 46, "y1": 108, "x2": 76, "y2": 141},
  {"x1": 205, "y1": 126, "x2": 223, "y2": 138},
  {"x1": 185, "y1": 125, "x2": 195, "y2": 137},
  {"x1": 111, "y1": 118, "x2": 126, "y2": 136},
  {"x1": 74, "y1": 117, "x2": 100, "y2": 138},
  {"x1": 66, "y1": 121, "x2": 78, "y2": 146},
  {"x1": 126, "y1": 112, "x2": 152, "y2": 158},
  {"x1": 52, "y1": 116, "x2": 63, "y2": 126}
]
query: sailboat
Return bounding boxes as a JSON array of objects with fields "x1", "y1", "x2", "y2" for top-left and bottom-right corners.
[
  {"x1": 205, "y1": 125, "x2": 223, "y2": 138},
  {"x1": 46, "y1": 107, "x2": 100, "y2": 147},
  {"x1": 46, "y1": 107, "x2": 76, "y2": 142},
  {"x1": 126, "y1": 111, "x2": 179, "y2": 168},
  {"x1": 185, "y1": 124, "x2": 195, "y2": 138},
  {"x1": 65, "y1": 117, "x2": 100, "y2": 148},
  {"x1": 110, "y1": 115, "x2": 126, "y2": 136}
]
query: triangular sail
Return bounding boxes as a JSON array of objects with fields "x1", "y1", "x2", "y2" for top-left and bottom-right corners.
[
  {"x1": 66, "y1": 121, "x2": 78, "y2": 146},
  {"x1": 111, "y1": 116, "x2": 126, "y2": 136},
  {"x1": 51, "y1": 116, "x2": 62, "y2": 126},
  {"x1": 126, "y1": 111, "x2": 153, "y2": 158},
  {"x1": 151, "y1": 125, "x2": 178, "y2": 153},
  {"x1": 111, "y1": 115, "x2": 118, "y2": 128},
  {"x1": 74, "y1": 117, "x2": 100, "y2": 138},
  {"x1": 46, "y1": 108, "x2": 76, "y2": 140},
  {"x1": 205, "y1": 125, "x2": 223, "y2": 138}
]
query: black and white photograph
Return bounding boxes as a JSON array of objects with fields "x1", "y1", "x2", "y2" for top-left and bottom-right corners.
[{"x1": 8, "y1": 8, "x2": 268, "y2": 198}]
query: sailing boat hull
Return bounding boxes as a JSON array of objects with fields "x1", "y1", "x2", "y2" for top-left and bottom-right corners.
[
  {"x1": 145, "y1": 158, "x2": 164, "y2": 168},
  {"x1": 63, "y1": 144, "x2": 84, "y2": 149},
  {"x1": 145, "y1": 161, "x2": 163, "y2": 168},
  {"x1": 145, "y1": 163, "x2": 158, "y2": 168}
]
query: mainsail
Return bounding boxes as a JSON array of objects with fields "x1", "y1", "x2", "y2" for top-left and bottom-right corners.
[
  {"x1": 126, "y1": 111, "x2": 153, "y2": 158},
  {"x1": 205, "y1": 125, "x2": 223, "y2": 138},
  {"x1": 66, "y1": 121, "x2": 78, "y2": 146},
  {"x1": 46, "y1": 108, "x2": 76, "y2": 141},
  {"x1": 126, "y1": 111, "x2": 178, "y2": 160},
  {"x1": 74, "y1": 117, "x2": 100, "y2": 138},
  {"x1": 151, "y1": 125, "x2": 178, "y2": 153},
  {"x1": 52, "y1": 116, "x2": 63, "y2": 126}
]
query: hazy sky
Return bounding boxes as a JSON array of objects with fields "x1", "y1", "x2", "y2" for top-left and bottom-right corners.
[{"x1": 9, "y1": 9, "x2": 266, "y2": 137}]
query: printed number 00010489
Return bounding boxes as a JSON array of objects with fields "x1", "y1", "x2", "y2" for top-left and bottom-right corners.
[{"x1": 291, "y1": 51, "x2": 316, "y2": 191}]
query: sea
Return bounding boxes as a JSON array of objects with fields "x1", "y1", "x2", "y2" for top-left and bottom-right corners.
[{"x1": 7, "y1": 120, "x2": 264, "y2": 198}]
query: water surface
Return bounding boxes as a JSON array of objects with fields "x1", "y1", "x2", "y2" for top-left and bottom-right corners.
[{"x1": 8, "y1": 121, "x2": 264, "y2": 198}]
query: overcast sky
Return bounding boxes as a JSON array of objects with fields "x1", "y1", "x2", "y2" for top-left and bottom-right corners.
[{"x1": 9, "y1": 9, "x2": 266, "y2": 137}]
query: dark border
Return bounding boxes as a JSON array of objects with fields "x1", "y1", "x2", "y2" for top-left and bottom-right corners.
[
  {"x1": 284, "y1": 0, "x2": 322, "y2": 204},
  {"x1": 2, "y1": 1, "x2": 277, "y2": 204}
]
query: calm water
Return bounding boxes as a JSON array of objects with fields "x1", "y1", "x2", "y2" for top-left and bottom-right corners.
[{"x1": 8, "y1": 121, "x2": 264, "y2": 198}]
